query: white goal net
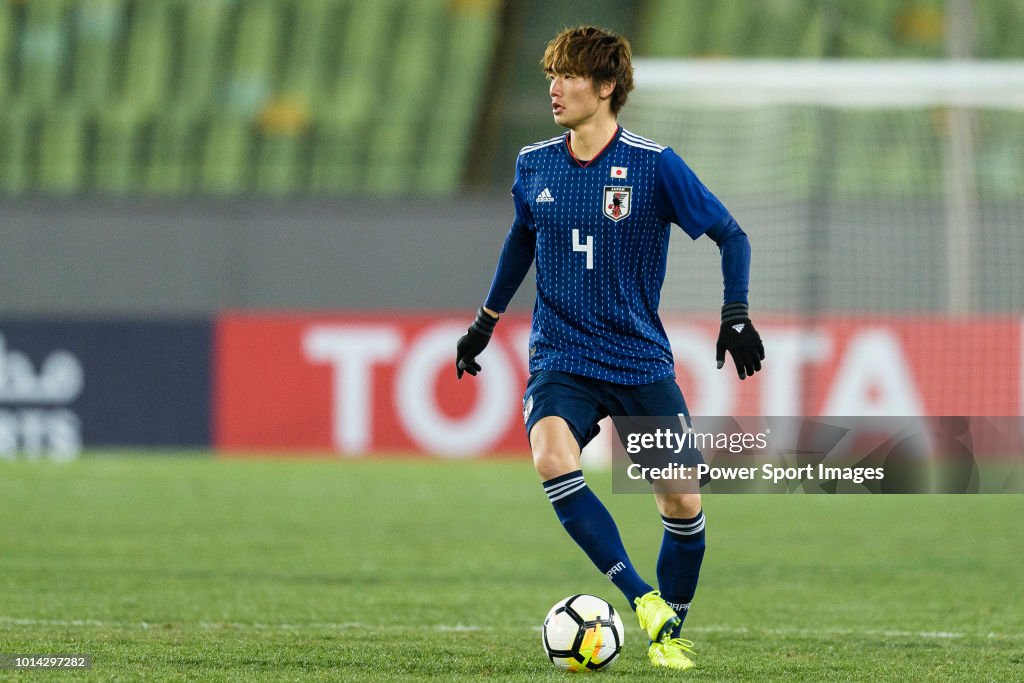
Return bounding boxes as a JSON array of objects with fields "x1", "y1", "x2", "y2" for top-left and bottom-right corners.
[{"x1": 623, "y1": 60, "x2": 1024, "y2": 315}]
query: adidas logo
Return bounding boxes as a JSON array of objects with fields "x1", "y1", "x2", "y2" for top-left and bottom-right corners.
[
  {"x1": 535, "y1": 187, "x2": 554, "y2": 203},
  {"x1": 732, "y1": 323, "x2": 745, "y2": 334}
]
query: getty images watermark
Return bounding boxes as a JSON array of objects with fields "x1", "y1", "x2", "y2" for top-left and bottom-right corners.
[{"x1": 610, "y1": 416, "x2": 1024, "y2": 494}]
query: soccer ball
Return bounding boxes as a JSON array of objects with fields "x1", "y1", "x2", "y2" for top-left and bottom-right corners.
[{"x1": 541, "y1": 594, "x2": 624, "y2": 671}]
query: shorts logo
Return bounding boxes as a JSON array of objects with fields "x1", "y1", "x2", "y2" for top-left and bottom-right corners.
[
  {"x1": 523, "y1": 395, "x2": 534, "y2": 423},
  {"x1": 603, "y1": 185, "x2": 631, "y2": 222}
]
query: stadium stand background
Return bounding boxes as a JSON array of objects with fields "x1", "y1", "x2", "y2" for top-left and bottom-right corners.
[
  {"x1": 1, "y1": 0, "x2": 1021, "y2": 316},
  {"x1": 0, "y1": 0, "x2": 499, "y2": 196},
  {"x1": 483, "y1": 0, "x2": 1024, "y2": 188},
  {"x1": 1, "y1": 0, "x2": 1021, "y2": 199}
]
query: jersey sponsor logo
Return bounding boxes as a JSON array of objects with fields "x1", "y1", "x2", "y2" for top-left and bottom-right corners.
[
  {"x1": 603, "y1": 185, "x2": 631, "y2": 222},
  {"x1": 611, "y1": 166, "x2": 628, "y2": 179},
  {"x1": 535, "y1": 187, "x2": 555, "y2": 203}
]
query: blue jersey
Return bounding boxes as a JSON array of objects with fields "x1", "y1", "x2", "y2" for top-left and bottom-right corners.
[{"x1": 485, "y1": 126, "x2": 736, "y2": 385}]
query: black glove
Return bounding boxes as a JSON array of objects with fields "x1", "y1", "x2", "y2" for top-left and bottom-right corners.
[
  {"x1": 456, "y1": 308, "x2": 498, "y2": 379},
  {"x1": 716, "y1": 302, "x2": 765, "y2": 380}
]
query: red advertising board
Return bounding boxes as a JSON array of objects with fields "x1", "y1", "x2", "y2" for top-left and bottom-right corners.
[{"x1": 214, "y1": 312, "x2": 1022, "y2": 456}]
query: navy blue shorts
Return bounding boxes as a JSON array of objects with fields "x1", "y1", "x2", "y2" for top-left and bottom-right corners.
[{"x1": 522, "y1": 369, "x2": 691, "y2": 451}]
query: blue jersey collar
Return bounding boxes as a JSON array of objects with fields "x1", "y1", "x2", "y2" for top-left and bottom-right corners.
[{"x1": 562, "y1": 126, "x2": 622, "y2": 168}]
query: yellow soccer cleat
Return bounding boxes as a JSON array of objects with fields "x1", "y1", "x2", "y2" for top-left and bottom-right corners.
[
  {"x1": 633, "y1": 590, "x2": 681, "y2": 643},
  {"x1": 648, "y1": 637, "x2": 696, "y2": 670}
]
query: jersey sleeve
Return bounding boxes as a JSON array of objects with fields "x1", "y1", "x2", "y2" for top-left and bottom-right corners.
[
  {"x1": 705, "y1": 215, "x2": 751, "y2": 306},
  {"x1": 482, "y1": 160, "x2": 537, "y2": 313},
  {"x1": 654, "y1": 147, "x2": 730, "y2": 240},
  {"x1": 509, "y1": 162, "x2": 535, "y2": 234}
]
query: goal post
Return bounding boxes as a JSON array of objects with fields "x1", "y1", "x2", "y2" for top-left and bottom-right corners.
[{"x1": 631, "y1": 60, "x2": 1024, "y2": 109}]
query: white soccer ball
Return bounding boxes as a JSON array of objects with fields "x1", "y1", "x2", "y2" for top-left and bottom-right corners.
[{"x1": 541, "y1": 594, "x2": 624, "y2": 672}]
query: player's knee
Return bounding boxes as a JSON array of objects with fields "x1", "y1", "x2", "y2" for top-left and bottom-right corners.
[
  {"x1": 529, "y1": 417, "x2": 582, "y2": 481},
  {"x1": 656, "y1": 492, "x2": 702, "y2": 519},
  {"x1": 532, "y1": 447, "x2": 579, "y2": 481}
]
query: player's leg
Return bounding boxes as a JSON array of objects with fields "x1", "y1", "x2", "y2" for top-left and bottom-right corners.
[
  {"x1": 532, "y1": 416, "x2": 655, "y2": 606},
  {"x1": 607, "y1": 378, "x2": 704, "y2": 668},
  {"x1": 526, "y1": 372, "x2": 656, "y2": 612},
  {"x1": 530, "y1": 415, "x2": 580, "y2": 480},
  {"x1": 654, "y1": 490, "x2": 705, "y2": 636},
  {"x1": 532, "y1": 414, "x2": 680, "y2": 643},
  {"x1": 647, "y1": 483, "x2": 704, "y2": 670},
  {"x1": 611, "y1": 377, "x2": 708, "y2": 633}
]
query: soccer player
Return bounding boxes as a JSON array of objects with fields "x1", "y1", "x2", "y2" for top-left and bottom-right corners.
[{"x1": 456, "y1": 26, "x2": 764, "y2": 670}]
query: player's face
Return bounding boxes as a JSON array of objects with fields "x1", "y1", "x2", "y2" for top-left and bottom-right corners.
[{"x1": 548, "y1": 73, "x2": 608, "y2": 129}]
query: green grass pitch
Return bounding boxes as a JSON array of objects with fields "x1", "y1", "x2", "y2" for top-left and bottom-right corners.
[{"x1": 1, "y1": 455, "x2": 1022, "y2": 681}]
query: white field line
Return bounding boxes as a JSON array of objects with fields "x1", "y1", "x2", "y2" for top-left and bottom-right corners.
[{"x1": 1, "y1": 616, "x2": 1021, "y2": 641}]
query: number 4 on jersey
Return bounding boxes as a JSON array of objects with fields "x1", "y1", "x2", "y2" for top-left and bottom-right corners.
[{"x1": 572, "y1": 229, "x2": 594, "y2": 269}]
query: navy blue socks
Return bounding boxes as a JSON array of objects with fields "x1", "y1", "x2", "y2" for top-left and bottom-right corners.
[
  {"x1": 657, "y1": 510, "x2": 706, "y2": 635},
  {"x1": 543, "y1": 471, "x2": 653, "y2": 608},
  {"x1": 543, "y1": 470, "x2": 706, "y2": 631}
]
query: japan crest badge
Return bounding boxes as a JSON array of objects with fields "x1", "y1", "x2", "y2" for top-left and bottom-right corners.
[{"x1": 603, "y1": 185, "x2": 631, "y2": 222}]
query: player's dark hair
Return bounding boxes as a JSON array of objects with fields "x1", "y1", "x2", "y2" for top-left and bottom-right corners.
[{"x1": 542, "y1": 26, "x2": 634, "y2": 115}]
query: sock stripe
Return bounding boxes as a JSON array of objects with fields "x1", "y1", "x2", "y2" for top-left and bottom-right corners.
[
  {"x1": 547, "y1": 481, "x2": 588, "y2": 502},
  {"x1": 543, "y1": 475, "x2": 585, "y2": 495},
  {"x1": 663, "y1": 516, "x2": 703, "y2": 530},
  {"x1": 662, "y1": 511, "x2": 704, "y2": 527},
  {"x1": 663, "y1": 518, "x2": 704, "y2": 535},
  {"x1": 663, "y1": 517, "x2": 704, "y2": 531},
  {"x1": 544, "y1": 473, "x2": 585, "y2": 489},
  {"x1": 663, "y1": 512, "x2": 705, "y2": 536},
  {"x1": 543, "y1": 470, "x2": 583, "y2": 487},
  {"x1": 543, "y1": 472, "x2": 587, "y2": 503}
]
